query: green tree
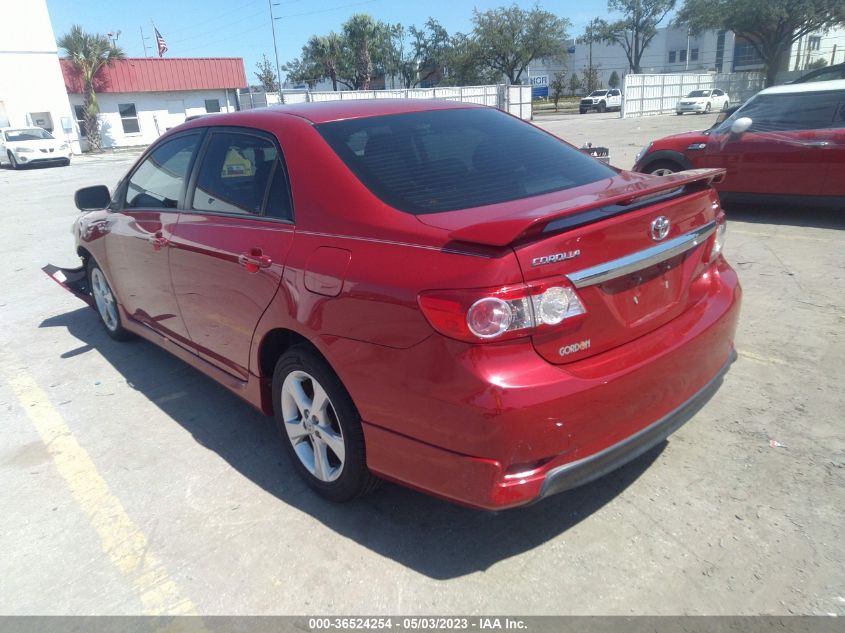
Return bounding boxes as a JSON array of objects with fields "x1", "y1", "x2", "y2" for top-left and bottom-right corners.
[
  {"x1": 343, "y1": 14, "x2": 388, "y2": 89},
  {"x1": 58, "y1": 25, "x2": 124, "y2": 152},
  {"x1": 582, "y1": 64, "x2": 602, "y2": 92},
  {"x1": 594, "y1": 0, "x2": 676, "y2": 73},
  {"x1": 608, "y1": 70, "x2": 621, "y2": 88},
  {"x1": 284, "y1": 33, "x2": 349, "y2": 91},
  {"x1": 439, "y1": 32, "x2": 500, "y2": 86},
  {"x1": 806, "y1": 57, "x2": 829, "y2": 70},
  {"x1": 568, "y1": 72, "x2": 583, "y2": 94},
  {"x1": 384, "y1": 20, "x2": 450, "y2": 88},
  {"x1": 471, "y1": 4, "x2": 570, "y2": 84},
  {"x1": 255, "y1": 53, "x2": 279, "y2": 92},
  {"x1": 677, "y1": 0, "x2": 845, "y2": 86},
  {"x1": 550, "y1": 70, "x2": 567, "y2": 109}
]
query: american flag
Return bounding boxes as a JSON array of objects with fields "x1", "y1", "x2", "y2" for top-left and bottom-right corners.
[{"x1": 154, "y1": 27, "x2": 168, "y2": 57}]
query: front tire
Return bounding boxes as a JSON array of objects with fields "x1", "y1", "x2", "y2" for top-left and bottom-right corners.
[
  {"x1": 644, "y1": 160, "x2": 684, "y2": 176},
  {"x1": 88, "y1": 260, "x2": 132, "y2": 341},
  {"x1": 598, "y1": 101, "x2": 607, "y2": 113},
  {"x1": 272, "y1": 346, "x2": 378, "y2": 502},
  {"x1": 8, "y1": 152, "x2": 19, "y2": 170},
  {"x1": 705, "y1": 102, "x2": 712, "y2": 113}
]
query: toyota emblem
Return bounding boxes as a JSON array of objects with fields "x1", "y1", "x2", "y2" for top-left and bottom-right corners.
[{"x1": 650, "y1": 216, "x2": 670, "y2": 241}]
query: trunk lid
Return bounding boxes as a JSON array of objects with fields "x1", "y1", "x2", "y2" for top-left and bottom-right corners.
[{"x1": 421, "y1": 169, "x2": 724, "y2": 364}]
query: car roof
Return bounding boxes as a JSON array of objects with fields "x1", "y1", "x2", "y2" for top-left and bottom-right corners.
[
  {"x1": 761, "y1": 79, "x2": 845, "y2": 95},
  {"x1": 265, "y1": 98, "x2": 484, "y2": 124}
]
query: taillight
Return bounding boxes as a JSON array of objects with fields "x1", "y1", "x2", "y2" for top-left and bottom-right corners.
[
  {"x1": 709, "y1": 216, "x2": 727, "y2": 263},
  {"x1": 418, "y1": 281, "x2": 586, "y2": 343}
]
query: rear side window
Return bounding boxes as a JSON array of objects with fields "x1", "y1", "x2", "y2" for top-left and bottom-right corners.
[
  {"x1": 721, "y1": 91, "x2": 843, "y2": 133},
  {"x1": 191, "y1": 131, "x2": 292, "y2": 219},
  {"x1": 317, "y1": 108, "x2": 615, "y2": 214},
  {"x1": 126, "y1": 133, "x2": 199, "y2": 209}
]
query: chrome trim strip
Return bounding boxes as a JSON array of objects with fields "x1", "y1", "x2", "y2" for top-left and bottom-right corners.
[{"x1": 567, "y1": 221, "x2": 717, "y2": 288}]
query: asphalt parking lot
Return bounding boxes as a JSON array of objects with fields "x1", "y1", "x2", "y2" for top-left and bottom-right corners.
[{"x1": 1, "y1": 113, "x2": 843, "y2": 616}]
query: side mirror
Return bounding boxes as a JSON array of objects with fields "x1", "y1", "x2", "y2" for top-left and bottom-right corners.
[
  {"x1": 75, "y1": 185, "x2": 111, "y2": 211},
  {"x1": 730, "y1": 117, "x2": 753, "y2": 136}
]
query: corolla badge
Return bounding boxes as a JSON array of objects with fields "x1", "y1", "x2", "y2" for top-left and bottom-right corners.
[
  {"x1": 531, "y1": 250, "x2": 581, "y2": 267},
  {"x1": 650, "y1": 216, "x2": 671, "y2": 241}
]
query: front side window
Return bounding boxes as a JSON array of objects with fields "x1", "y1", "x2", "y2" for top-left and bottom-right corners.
[
  {"x1": 125, "y1": 134, "x2": 199, "y2": 209},
  {"x1": 715, "y1": 91, "x2": 842, "y2": 134},
  {"x1": 119, "y1": 103, "x2": 140, "y2": 134},
  {"x1": 192, "y1": 131, "x2": 291, "y2": 218},
  {"x1": 317, "y1": 108, "x2": 615, "y2": 215}
]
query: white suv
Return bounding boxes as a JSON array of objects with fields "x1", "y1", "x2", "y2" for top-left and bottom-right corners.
[{"x1": 579, "y1": 89, "x2": 623, "y2": 114}]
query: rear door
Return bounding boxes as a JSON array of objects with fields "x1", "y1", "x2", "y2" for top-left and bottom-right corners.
[
  {"x1": 106, "y1": 131, "x2": 202, "y2": 342},
  {"x1": 168, "y1": 128, "x2": 295, "y2": 380},
  {"x1": 701, "y1": 90, "x2": 839, "y2": 196}
]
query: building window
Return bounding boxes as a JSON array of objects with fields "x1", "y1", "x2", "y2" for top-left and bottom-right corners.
[
  {"x1": 680, "y1": 49, "x2": 687, "y2": 63},
  {"x1": 690, "y1": 48, "x2": 699, "y2": 62},
  {"x1": 205, "y1": 99, "x2": 221, "y2": 113},
  {"x1": 808, "y1": 36, "x2": 821, "y2": 51},
  {"x1": 73, "y1": 105, "x2": 87, "y2": 138},
  {"x1": 733, "y1": 40, "x2": 764, "y2": 68},
  {"x1": 118, "y1": 103, "x2": 140, "y2": 134},
  {"x1": 669, "y1": 50, "x2": 676, "y2": 63}
]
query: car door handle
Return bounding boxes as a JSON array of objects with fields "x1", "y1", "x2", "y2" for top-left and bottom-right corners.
[
  {"x1": 148, "y1": 232, "x2": 168, "y2": 251},
  {"x1": 238, "y1": 250, "x2": 272, "y2": 273}
]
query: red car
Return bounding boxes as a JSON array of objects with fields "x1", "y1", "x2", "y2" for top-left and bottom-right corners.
[
  {"x1": 634, "y1": 81, "x2": 845, "y2": 207},
  {"x1": 49, "y1": 100, "x2": 740, "y2": 510}
]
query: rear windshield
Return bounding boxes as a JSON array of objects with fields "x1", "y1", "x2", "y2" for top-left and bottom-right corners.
[{"x1": 316, "y1": 108, "x2": 615, "y2": 214}]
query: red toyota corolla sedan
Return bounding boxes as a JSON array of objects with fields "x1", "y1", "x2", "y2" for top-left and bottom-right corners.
[{"x1": 48, "y1": 100, "x2": 740, "y2": 510}]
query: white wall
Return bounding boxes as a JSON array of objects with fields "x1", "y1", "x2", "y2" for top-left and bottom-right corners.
[
  {"x1": 68, "y1": 90, "x2": 238, "y2": 148},
  {"x1": 788, "y1": 26, "x2": 845, "y2": 71},
  {"x1": 0, "y1": 0, "x2": 81, "y2": 152}
]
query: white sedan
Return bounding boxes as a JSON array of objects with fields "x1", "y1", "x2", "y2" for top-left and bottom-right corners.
[
  {"x1": 0, "y1": 127, "x2": 72, "y2": 169},
  {"x1": 675, "y1": 89, "x2": 731, "y2": 115}
]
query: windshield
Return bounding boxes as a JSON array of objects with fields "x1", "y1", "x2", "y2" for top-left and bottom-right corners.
[
  {"x1": 589, "y1": 90, "x2": 607, "y2": 97},
  {"x1": 687, "y1": 90, "x2": 711, "y2": 98},
  {"x1": 4, "y1": 128, "x2": 54, "y2": 141},
  {"x1": 317, "y1": 107, "x2": 615, "y2": 215}
]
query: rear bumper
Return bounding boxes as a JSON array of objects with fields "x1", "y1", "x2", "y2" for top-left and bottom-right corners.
[
  {"x1": 536, "y1": 348, "x2": 735, "y2": 501},
  {"x1": 353, "y1": 260, "x2": 741, "y2": 510}
]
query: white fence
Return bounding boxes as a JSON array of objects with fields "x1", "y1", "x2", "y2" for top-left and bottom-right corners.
[
  {"x1": 239, "y1": 84, "x2": 533, "y2": 120},
  {"x1": 622, "y1": 72, "x2": 765, "y2": 118}
]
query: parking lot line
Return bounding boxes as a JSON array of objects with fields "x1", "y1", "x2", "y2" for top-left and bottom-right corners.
[{"x1": 1, "y1": 354, "x2": 198, "y2": 616}]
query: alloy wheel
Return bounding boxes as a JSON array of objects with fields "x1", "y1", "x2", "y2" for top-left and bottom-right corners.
[
  {"x1": 90, "y1": 267, "x2": 119, "y2": 332},
  {"x1": 280, "y1": 370, "x2": 346, "y2": 482}
]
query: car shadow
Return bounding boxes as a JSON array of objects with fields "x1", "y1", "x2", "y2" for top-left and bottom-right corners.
[
  {"x1": 40, "y1": 306, "x2": 664, "y2": 580},
  {"x1": 724, "y1": 203, "x2": 845, "y2": 230}
]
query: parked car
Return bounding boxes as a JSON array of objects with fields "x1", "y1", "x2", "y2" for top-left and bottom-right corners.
[
  {"x1": 0, "y1": 127, "x2": 72, "y2": 169},
  {"x1": 635, "y1": 80, "x2": 845, "y2": 207},
  {"x1": 47, "y1": 100, "x2": 740, "y2": 510},
  {"x1": 791, "y1": 62, "x2": 845, "y2": 84},
  {"x1": 580, "y1": 89, "x2": 623, "y2": 113},
  {"x1": 675, "y1": 89, "x2": 731, "y2": 115}
]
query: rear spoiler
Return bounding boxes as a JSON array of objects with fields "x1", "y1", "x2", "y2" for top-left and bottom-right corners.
[{"x1": 448, "y1": 168, "x2": 726, "y2": 247}]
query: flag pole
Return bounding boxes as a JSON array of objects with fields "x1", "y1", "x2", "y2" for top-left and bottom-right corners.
[{"x1": 140, "y1": 26, "x2": 148, "y2": 57}]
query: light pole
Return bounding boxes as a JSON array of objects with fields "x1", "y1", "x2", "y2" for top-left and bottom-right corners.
[{"x1": 268, "y1": 0, "x2": 282, "y2": 92}]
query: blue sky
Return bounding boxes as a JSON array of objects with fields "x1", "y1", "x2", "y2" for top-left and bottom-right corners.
[{"x1": 47, "y1": 0, "x2": 614, "y2": 82}]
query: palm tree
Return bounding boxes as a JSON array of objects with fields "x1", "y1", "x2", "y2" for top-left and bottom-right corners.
[{"x1": 58, "y1": 25, "x2": 124, "y2": 152}]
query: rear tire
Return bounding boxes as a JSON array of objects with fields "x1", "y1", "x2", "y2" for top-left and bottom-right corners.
[
  {"x1": 676, "y1": 112, "x2": 683, "y2": 115},
  {"x1": 88, "y1": 259, "x2": 132, "y2": 341},
  {"x1": 579, "y1": 109, "x2": 586, "y2": 114},
  {"x1": 644, "y1": 160, "x2": 684, "y2": 176},
  {"x1": 722, "y1": 100, "x2": 730, "y2": 111},
  {"x1": 272, "y1": 346, "x2": 379, "y2": 502}
]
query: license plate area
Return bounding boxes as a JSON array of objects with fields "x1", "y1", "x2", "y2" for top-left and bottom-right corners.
[{"x1": 599, "y1": 252, "x2": 686, "y2": 326}]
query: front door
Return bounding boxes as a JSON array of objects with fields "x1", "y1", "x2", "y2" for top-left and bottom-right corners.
[
  {"x1": 169, "y1": 129, "x2": 295, "y2": 380},
  {"x1": 105, "y1": 132, "x2": 202, "y2": 344},
  {"x1": 701, "y1": 90, "x2": 840, "y2": 197}
]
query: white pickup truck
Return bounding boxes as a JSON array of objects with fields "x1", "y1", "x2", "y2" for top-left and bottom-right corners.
[{"x1": 579, "y1": 89, "x2": 623, "y2": 114}]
